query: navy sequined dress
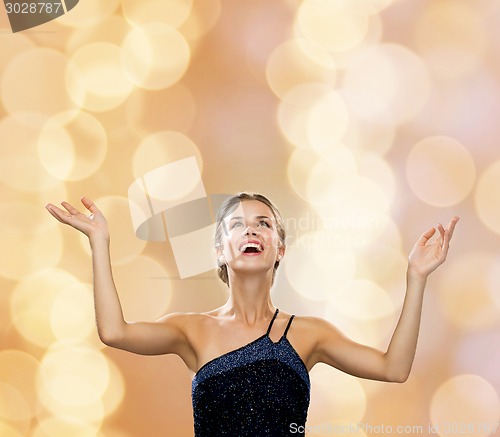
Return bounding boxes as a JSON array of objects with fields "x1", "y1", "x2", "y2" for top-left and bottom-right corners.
[{"x1": 191, "y1": 309, "x2": 310, "y2": 436}]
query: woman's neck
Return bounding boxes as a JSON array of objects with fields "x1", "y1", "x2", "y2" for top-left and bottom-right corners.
[{"x1": 222, "y1": 273, "x2": 275, "y2": 325}]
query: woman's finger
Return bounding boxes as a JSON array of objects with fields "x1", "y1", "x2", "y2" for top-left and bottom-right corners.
[
  {"x1": 446, "y1": 216, "x2": 459, "y2": 239},
  {"x1": 440, "y1": 217, "x2": 459, "y2": 254},
  {"x1": 61, "y1": 201, "x2": 82, "y2": 216},
  {"x1": 46, "y1": 204, "x2": 73, "y2": 223},
  {"x1": 418, "y1": 227, "x2": 436, "y2": 245},
  {"x1": 80, "y1": 196, "x2": 101, "y2": 217},
  {"x1": 437, "y1": 223, "x2": 445, "y2": 235},
  {"x1": 46, "y1": 204, "x2": 65, "y2": 223},
  {"x1": 437, "y1": 223, "x2": 446, "y2": 246}
]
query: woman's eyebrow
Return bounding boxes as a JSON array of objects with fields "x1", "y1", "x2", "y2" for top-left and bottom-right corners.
[{"x1": 227, "y1": 215, "x2": 273, "y2": 222}]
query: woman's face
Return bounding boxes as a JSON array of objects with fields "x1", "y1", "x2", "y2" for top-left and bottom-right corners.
[{"x1": 218, "y1": 200, "x2": 284, "y2": 277}]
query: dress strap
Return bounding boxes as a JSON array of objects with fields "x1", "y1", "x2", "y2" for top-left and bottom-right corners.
[
  {"x1": 283, "y1": 315, "x2": 295, "y2": 338},
  {"x1": 266, "y1": 308, "x2": 280, "y2": 335}
]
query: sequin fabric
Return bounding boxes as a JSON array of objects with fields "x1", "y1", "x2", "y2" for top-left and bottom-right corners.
[{"x1": 192, "y1": 309, "x2": 310, "y2": 436}]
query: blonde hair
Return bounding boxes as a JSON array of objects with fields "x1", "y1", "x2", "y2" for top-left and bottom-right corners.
[{"x1": 214, "y1": 192, "x2": 286, "y2": 286}]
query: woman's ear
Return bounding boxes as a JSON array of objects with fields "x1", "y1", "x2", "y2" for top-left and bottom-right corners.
[
  {"x1": 215, "y1": 245, "x2": 225, "y2": 265},
  {"x1": 277, "y1": 246, "x2": 285, "y2": 262}
]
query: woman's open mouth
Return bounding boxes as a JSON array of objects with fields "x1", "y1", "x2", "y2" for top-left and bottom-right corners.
[{"x1": 239, "y1": 242, "x2": 264, "y2": 255}]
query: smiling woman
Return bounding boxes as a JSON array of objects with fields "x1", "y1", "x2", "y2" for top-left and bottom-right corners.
[
  {"x1": 214, "y1": 192, "x2": 286, "y2": 287},
  {"x1": 45, "y1": 192, "x2": 458, "y2": 436}
]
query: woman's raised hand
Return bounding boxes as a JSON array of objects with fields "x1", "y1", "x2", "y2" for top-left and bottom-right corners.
[
  {"x1": 45, "y1": 196, "x2": 109, "y2": 242},
  {"x1": 407, "y1": 216, "x2": 459, "y2": 280}
]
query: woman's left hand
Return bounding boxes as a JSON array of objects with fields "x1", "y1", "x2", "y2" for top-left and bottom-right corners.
[{"x1": 408, "y1": 216, "x2": 459, "y2": 280}]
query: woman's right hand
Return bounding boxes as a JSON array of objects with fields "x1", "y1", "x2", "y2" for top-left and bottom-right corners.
[{"x1": 46, "y1": 196, "x2": 109, "y2": 242}]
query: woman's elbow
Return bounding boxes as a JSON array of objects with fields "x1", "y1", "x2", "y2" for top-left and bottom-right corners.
[
  {"x1": 391, "y1": 374, "x2": 409, "y2": 383},
  {"x1": 385, "y1": 369, "x2": 410, "y2": 383},
  {"x1": 98, "y1": 328, "x2": 125, "y2": 348},
  {"x1": 382, "y1": 356, "x2": 412, "y2": 383}
]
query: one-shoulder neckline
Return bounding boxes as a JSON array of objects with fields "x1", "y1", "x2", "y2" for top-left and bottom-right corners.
[
  {"x1": 194, "y1": 333, "x2": 286, "y2": 376},
  {"x1": 195, "y1": 308, "x2": 280, "y2": 375}
]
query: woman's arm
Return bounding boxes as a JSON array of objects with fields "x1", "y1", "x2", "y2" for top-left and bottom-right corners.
[
  {"x1": 46, "y1": 197, "x2": 195, "y2": 363},
  {"x1": 309, "y1": 216, "x2": 459, "y2": 382}
]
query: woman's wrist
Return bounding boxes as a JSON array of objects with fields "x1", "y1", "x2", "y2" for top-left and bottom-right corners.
[
  {"x1": 406, "y1": 266, "x2": 428, "y2": 283},
  {"x1": 89, "y1": 231, "x2": 110, "y2": 248}
]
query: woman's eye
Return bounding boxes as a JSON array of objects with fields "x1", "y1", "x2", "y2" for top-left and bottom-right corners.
[
  {"x1": 231, "y1": 221, "x2": 243, "y2": 229},
  {"x1": 259, "y1": 220, "x2": 270, "y2": 228}
]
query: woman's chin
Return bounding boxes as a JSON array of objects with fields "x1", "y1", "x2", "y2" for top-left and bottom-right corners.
[{"x1": 228, "y1": 261, "x2": 274, "y2": 277}]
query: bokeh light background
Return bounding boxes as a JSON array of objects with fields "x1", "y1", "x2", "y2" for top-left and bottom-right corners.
[{"x1": 1, "y1": 0, "x2": 500, "y2": 436}]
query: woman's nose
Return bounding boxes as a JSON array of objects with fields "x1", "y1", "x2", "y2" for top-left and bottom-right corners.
[{"x1": 243, "y1": 226, "x2": 257, "y2": 236}]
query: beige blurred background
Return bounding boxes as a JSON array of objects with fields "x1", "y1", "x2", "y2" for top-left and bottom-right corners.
[{"x1": 1, "y1": 0, "x2": 500, "y2": 436}]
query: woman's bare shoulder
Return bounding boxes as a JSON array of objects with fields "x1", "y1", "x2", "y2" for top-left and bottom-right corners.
[
  {"x1": 155, "y1": 309, "x2": 222, "y2": 332},
  {"x1": 288, "y1": 314, "x2": 343, "y2": 338},
  {"x1": 289, "y1": 314, "x2": 329, "y2": 327}
]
